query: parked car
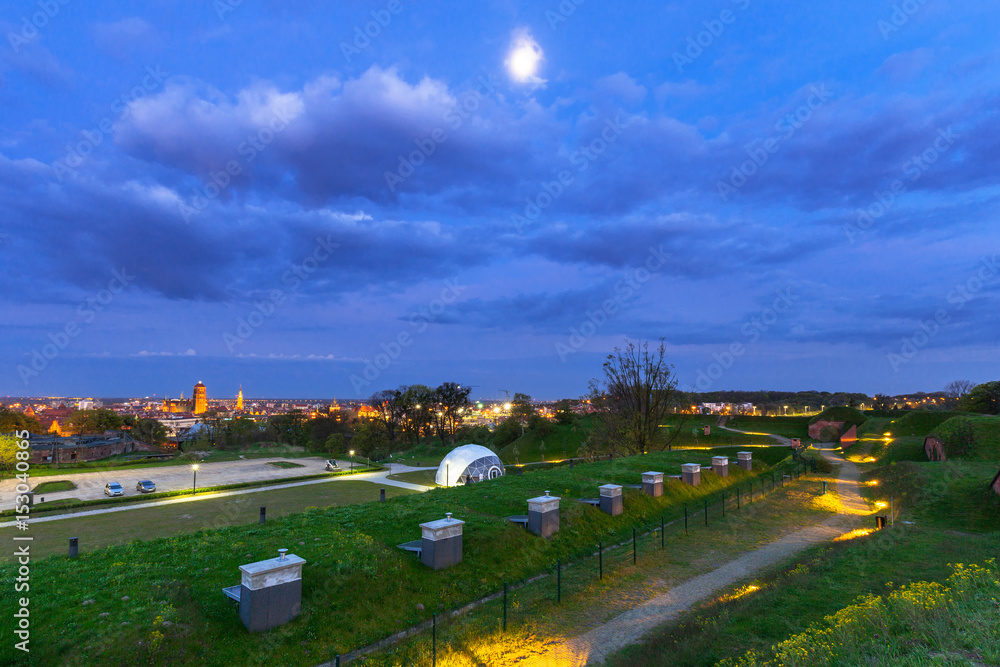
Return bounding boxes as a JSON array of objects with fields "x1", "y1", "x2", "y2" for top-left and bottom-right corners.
[
  {"x1": 136, "y1": 480, "x2": 156, "y2": 493},
  {"x1": 325, "y1": 459, "x2": 340, "y2": 471},
  {"x1": 104, "y1": 482, "x2": 124, "y2": 497}
]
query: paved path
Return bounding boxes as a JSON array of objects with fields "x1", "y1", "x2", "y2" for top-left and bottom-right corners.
[
  {"x1": 0, "y1": 464, "x2": 436, "y2": 528},
  {"x1": 716, "y1": 423, "x2": 794, "y2": 447},
  {"x1": 524, "y1": 446, "x2": 869, "y2": 666}
]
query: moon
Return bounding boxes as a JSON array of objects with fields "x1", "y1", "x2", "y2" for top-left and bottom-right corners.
[{"x1": 506, "y1": 33, "x2": 543, "y2": 82}]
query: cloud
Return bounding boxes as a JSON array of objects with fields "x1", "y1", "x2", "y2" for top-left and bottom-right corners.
[
  {"x1": 92, "y1": 18, "x2": 158, "y2": 59},
  {"x1": 875, "y1": 48, "x2": 935, "y2": 82}
]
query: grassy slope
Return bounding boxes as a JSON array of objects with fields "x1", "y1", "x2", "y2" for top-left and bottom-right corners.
[
  {"x1": 0, "y1": 448, "x2": 792, "y2": 666},
  {"x1": 608, "y1": 459, "x2": 1000, "y2": 667},
  {"x1": 931, "y1": 414, "x2": 1000, "y2": 460},
  {"x1": 31, "y1": 479, "x2": 77, "y2": 493},
  {"x1": 0, "y1": 480, "x2": 415, "y2": 561},
  {"x1": 498, "y1": 420, "x2": 592, "y2": 464},
  {"x1": 723, "y1": 416, "x2": 811, "y2": 439}
]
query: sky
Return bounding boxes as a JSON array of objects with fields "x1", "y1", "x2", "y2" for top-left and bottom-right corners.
[{"x1": 1, "y1": 0, "x2": 998, "y2": 401}]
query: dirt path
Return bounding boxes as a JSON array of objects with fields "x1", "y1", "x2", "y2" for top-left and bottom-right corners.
[{"x1": 523, "y1": 446, "x2": 869, "y2": 666}]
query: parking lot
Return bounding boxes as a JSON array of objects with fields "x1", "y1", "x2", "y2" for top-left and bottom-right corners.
[{"x1": 4, "y1": 456, "x2": 346, "y2": 506}]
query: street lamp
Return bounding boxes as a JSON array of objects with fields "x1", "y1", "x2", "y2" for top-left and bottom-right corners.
[
  {"x1": 191, "y1": 464, "x2": 199, "y2": 495},
  {"x1": 349, "y1": 449, "x2": 355, "y2": 472}
]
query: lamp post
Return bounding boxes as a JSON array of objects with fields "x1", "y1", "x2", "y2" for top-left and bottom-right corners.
[
  {"x1": 191, "y1": 464, "x2": 199, "y2": 495},
  {"x1": 349, "y1": 450, "x2": 355, "y2": 472}
]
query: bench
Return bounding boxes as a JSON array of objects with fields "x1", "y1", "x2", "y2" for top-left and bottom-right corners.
[
  {"x1": 505, "y1": 515, "x2": 529, "y2": 527},
  {"x1": 577, "y1": 498, "x2": 600, "y2": 507}
]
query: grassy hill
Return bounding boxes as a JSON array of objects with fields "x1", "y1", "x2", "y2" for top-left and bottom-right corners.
[
  {"x1": 889, "y1": 410, "x2": 967, "y2": 438},
  {"x1": 808, "y1": 406, "x2": 867, "y2": 429},
  {"x1": 723, "y1": 416, "x2": 811, "y2": 439},
  {"x1": 929, "y1": 414, "x2": 1000, "y2": 460},
  {"x1": 0, "y1": 448, "x2": 793, "y2": 666},
  {"x1": 498, "y1": 420, "x2": 592, "y2": 464}
]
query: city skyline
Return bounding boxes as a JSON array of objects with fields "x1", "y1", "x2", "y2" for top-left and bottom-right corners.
[{"x1": 3, "y1": 1, "x2": 999, "y2": 398}]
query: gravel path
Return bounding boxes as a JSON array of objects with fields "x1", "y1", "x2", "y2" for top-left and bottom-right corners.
[
  {"x1": 525, "y1": 446, "x2": 868, "y2": 666},
  {"x1": 716, "y1": 422, "x2": 794, "y2": 447}
]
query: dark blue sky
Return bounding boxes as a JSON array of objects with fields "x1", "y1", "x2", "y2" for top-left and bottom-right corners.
[{"x1": 2, "y1": 0, "x2": 998, "y2": 401}]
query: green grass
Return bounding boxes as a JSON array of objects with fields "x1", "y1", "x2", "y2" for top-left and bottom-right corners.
[
  {"x1": 385, "y1": 469, "x2": 439, "y2": 487},
  {"x1": 267, "y1": 461, "x2": 305, "y2": 469},
  {"x1": 498, "y1": 421, "x2": 591, "y2": 464},
  {"x1": 31, "y1": 479, "x2": 77, "y2": 493},
  {"x1": 724, "y1": 416, "x2": 811, "y2": 439},
  {"x1": 0, "y1": 448, "x2": 793, "y2": 666},
  {"x1": 808, "y1": 405, "x2": 867, "y2": 429},
  {"x1": 606, "y1": 458, "x2": 1000, "y2": 667},
  {"x1": 889, "y1": 410, "x2": 967, "y2": 438},
  {"x1": 930, "y1": 414, "x2": 1000, "y2": 460},
  {"x1": 0, "y1": 480, "x2": 416, "y2": 562}
]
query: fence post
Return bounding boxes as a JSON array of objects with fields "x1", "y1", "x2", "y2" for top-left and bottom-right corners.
[
  {"x1": 259, "y1": 506, "x2": 266, "y2": 524},
  {"x1": 432, "y1": 613, "x2": 437, "y2": 667},
  {"x1": 684, "y1": 506, "x2": 688, "y2": 535},
  {"x1": 660, "y1": 515, "x2": 665, "y2": 549},
  {"x1": 722, "y1": 491, "x2": 726, "y2": 517},
  {"x1": 632, "y1": 528, "x2": 637, "y2": 565},
  {"x1": 503, "y1": 581, "x2": 507, "y2": 632},
  {"x1": 761, "y1": 478, "x2": 765, "y2": 498},
  {"x1": 822, "y1": 480, "x2": 827, "y2": 495},
  {"x1": 737, "y1": 487, "x2": 740, "y2": 510},
  {"x1": 335, "y1": 655, "x2": 339, "y2": 667},
  {"x1": 890, "y1": 496, "x2": 894, "y2": 526},
  {"x1": 599, "y1": 542, "x2": 603, "y2": 579},
  {"x1": 557, "y1": 559, "x2": 562, "y2": 603},
  {"x1": 704, "y1": 498, "x2": 708, "y2": 526}
]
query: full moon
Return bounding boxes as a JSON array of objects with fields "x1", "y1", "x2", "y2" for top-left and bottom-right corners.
[{"x1": 506, "y1": 34, "x2": 543, "y2": 82}]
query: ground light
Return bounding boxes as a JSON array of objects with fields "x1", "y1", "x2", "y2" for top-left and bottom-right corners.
[
  {"x1": 349, "y1": 450, "x2": 355, "y2": 472},
  {"x1": 191, "y1": 464, "x2": 199, "y2": 495}
]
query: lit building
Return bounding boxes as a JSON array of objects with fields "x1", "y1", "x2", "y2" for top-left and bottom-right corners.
[
  {"x1": 236, "y1": 386, "x2": 244, "y2": 411},
  {"x1": 193, "y1": 382, "x2": 207, "y2": 414}
]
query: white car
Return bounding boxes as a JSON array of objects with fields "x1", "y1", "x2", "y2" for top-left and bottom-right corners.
[{"x1": 104, "y1": 482, "x2": 124, "y2": 497}]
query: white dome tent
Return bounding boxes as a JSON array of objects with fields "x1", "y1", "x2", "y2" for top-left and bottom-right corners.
[{"x1": 435, "y1": 444, "x2": 505, "y2": 487}]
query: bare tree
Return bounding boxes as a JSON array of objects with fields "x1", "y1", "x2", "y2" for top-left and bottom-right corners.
[
  {"x1": 944, "y1": 380, "x2": 976, "y2": 399},
  {"x1": 585, "y1": 338, "x2": 681, "y2": 456}
]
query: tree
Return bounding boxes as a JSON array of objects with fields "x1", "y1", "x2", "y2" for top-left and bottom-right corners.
[
  {"x1": 0, "y1": 409, "x2": 40, "y2": 434},
  {"x1": 434, "y1": 382, "x2": 472, "y2": 446},
  {"x1": 585, "y1": 339, "x2": 681, "y2": 456},
  {"x1": 66, "y1": 409, "x2": 122, "y2": 435},
  {"x1": 963, "y1": 381, "x2": 1000, "y2": 415},
  {"x1": 400, "y1": 385, "x2": 435, "y2": 445},
  {"x1": 945, "y1": 380, "x2": 976, "y2": 399},
  {"x1": 554, "y1": 399, "x2": 576, "y2": 425},
  {"x1": 872, "y1": 394, "x2": 894, "y2": 412},
  {"x1": 131, "y1": 418, "x2": 168, "y2": 446},
  {"x1": 351, "y1": 420, "x2": 388, "y2": 457},
  {"x1": 369, "y1": 388, "x2": 406, "y2": 445},
  {"x1": 0, "y1": 434, "x2": 19, "y2": 480}
]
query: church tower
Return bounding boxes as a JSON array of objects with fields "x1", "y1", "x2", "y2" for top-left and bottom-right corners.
[
  {"x1": 236, "y1": 386, "x2": 244, "y2": 411},
  {"x1": 193, "y1": 382, "x2": 207, "y2": 414}
]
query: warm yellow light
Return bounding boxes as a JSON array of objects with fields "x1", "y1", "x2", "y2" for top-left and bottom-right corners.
[
  {"x1": 883, "y1": 432, "x2": 892, "y2": 436},
  {"x1": 191, "y1": 464, "x2": 199, "y2": 470},
  {"x1": 719, "y1": 584, "x2": 762, "y2": 603},
  {"x1": 875, "y1": 501, "x2": 888, "y2": 509},
  {"x1": 503, "y1": 403, "x2": 512, "y2": 411},
  {"x1": 867, "y1": 480, "x2": 879, "y2": 486},
  {"x1": 349, "y1": 450, "x2": 355, "y2": 456},
  {"x1": 834, "y1": 528, "x2": 874, "y2": 542}
]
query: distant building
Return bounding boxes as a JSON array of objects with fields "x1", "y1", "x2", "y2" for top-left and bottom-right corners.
[
  {"x1": 236, "y1": 386, "x2": 244, "y2": 411},
  {"x1": 28, "y1": 432, "x2": 162, "y2": 464},
  {"x1": 193, "y1": 382, "x2": 207, "y2": 414}
]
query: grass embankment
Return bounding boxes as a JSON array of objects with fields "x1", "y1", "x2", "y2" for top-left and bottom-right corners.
[
  {"x1": 267, "y1": 461, "x2": 305, "y2": 469},
  {"x1": 498, "y1": 420, "x2": 591, "y2": 464},
  {"x1": 931, "y1": 414, "x2": 1000, "y2": 460},
  {"x1": 0, "y1": 448, "x2": 790, "y2": 666},
  {"x1": 606, "y1": 459, "x2": 1000, "y2": 667},
  {"x1": 26, "y1": 443, "x2": 320, "y2": 478},
  {"x1": 724, "y1": 416, "x2": 811, "y2": 440},
  {"x1": 31, "y1": 479, "x2": 77, "y2": 493},
  {"x1": 0, "y1": 481, "x2": 416, "y2": 561}
]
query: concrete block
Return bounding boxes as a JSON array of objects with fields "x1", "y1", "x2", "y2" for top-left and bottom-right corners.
[
  {"x1": 681, "y1": 463, "x2": 701, "y2": 486},
  {"x1": 598, "y1": 484, "x2": 623, "y2": 516},
  {"x1": 712, "y1": 456, "x2": 729, "y2": 477},
  {"x1": 527, "y1": 491, "x2": 560, "y2": 538},
  {"x1": 420, "y1": 513, "x2": 464, "y2": 570},
  {"x1": 641, "y1": 471, "x2": 664, "y2": 497},
  {"x1": 238, "y1": 549, "x2": 305, "y2": 632},
  {"x1": 738, "y1": 451, "x2": 752, "y2": 471}
]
